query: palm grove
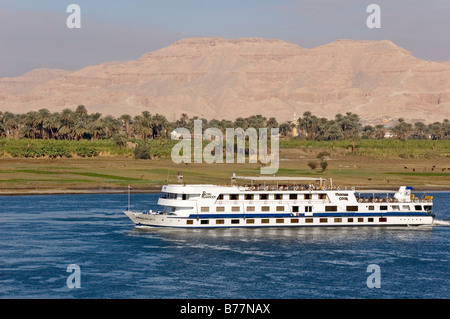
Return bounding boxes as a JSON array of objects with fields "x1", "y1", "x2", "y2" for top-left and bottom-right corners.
[{"x1": 1, "y1": 106, "x2": 449, "y2": 142}]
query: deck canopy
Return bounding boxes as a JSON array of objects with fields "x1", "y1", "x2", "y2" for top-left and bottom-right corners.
[{"x1": 231, "y1": 174, "x2": 324, "y2": 185}]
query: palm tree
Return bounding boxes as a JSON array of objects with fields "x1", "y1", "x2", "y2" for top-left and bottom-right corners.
[
  {"x1": 102, "y1": 115, "x2": 121, "y2": 138},
  {"x1": 133, "y1": 111, "x2": 153, "y2": 141},
  {"x1": 328, "y1": 122, "x2": 345, "y2": 141},
  {"x1": 73, "y1": 121, "x2": 88, "y2": 140},
  {"x1": 176, "y1": 113, "x2": 190, "y2": 128},
  {"x1": 246, "y1": 115, "x2": 267, "y2": 131},
  {"x1": 335, "y1": 112, "x2": 362, "y2": 140},
  {"x1": 266, "y1": 117, "x2": 278, "y2": 130},
  {"x1": 413, "y1": 121, "x2": 427, "y2": 139},
  {"x1": 428, "y1": 121, "x2": 444, "y2": 140},
  {"x1": 0, "y1": 112, "x2": 5, "y2": 138},
  {"x1": 59, "y1": 108, "x2": 75, "y2": 139},
  {"x1": 120, "y1": 114, "x2": 132, "y2": 139},
  {"x1": 3, "y1": 112, "x2": 20, "y2": 138},
  {"x1": 392, "y1": 118, "x2": 412, "y2": 140},
  {"x1": 234, "y1": 117, "x2": 247, "y2": 130},
  {"x1": 43, "y1": 112, "x2": 61, "y2": 139},
  {"x1": 22, "y1": 111, "x2": 39, "y2": 139},
  {"x1": 279, "y1": 121, "x2": 294, "y2": 138},
  {"x1": 151, "y1": 113, "x2": 169, "y2": 138},
  {"x1": 88, "y1": 119, "x2": 105, "y2": 140},
  {"x1": 443, "y1": 119, "x2": 450, "y2": 139},
  {"x1": 298, "y1": 111, "x2": 318, "y2": 140},
  {"x1": 74, "y1": 105, "x2": 88, "y2": 121},
  {"x1": 36, "y1": 108, "x2": 51, "y2": 139}
]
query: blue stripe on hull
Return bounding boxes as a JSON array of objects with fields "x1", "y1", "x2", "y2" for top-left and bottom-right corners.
[
  {"x1": 188, "y1": 211, "x2": 429, "y2": 219},
  {"x1": 135, "y1": 222, "x2": 430, "y2": 229}
]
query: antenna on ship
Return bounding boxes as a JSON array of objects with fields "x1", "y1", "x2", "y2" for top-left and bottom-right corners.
[{"x1": 127, "y1": 184, "x2": 133, "y2": 211}]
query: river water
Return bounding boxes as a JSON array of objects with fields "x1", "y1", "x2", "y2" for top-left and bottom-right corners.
[{"x1": 1, "y1": 192, "x2": 449, "y2": 299}]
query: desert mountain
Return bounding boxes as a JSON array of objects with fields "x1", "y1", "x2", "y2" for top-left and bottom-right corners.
[{"x1": 1, "y1": 37, "x2": 449, "y2": 124}]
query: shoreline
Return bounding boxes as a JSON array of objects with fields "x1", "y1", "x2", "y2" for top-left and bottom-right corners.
[
  {"x1": 1, "y1": 156, "x2": 449, "y2": 196},
  {"x1": 1, "y1": 185, "x2": 449, "y2": 196}
]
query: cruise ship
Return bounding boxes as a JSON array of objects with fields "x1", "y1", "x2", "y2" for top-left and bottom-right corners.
[{"x1": 123, "y1": 174, "x2": 434, "y2": 228}]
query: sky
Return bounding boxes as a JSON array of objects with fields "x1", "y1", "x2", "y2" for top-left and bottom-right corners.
[{"x1": 0, "y1": 0, "x2": 449, "y2": 77}]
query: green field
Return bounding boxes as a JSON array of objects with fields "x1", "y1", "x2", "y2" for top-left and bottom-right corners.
[{"x1": 0, "y1": 138, "x2": 449, "y2": 194}]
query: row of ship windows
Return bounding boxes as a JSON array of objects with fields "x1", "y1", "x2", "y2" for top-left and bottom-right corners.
[
  {"x1": 199, "y1": 205, "x2": 426, "y2": 212},
  {"x1": 167, "y1": 193, "x2": 327, "y2": 200},
  {"x1": 187, "y1": 217, "x2": 390, "y2": 225},
  {"x1": 220, "y1": 194, "x2": 325, "y2": 200}
]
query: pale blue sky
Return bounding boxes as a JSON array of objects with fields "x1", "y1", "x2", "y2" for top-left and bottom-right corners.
[{"x1": 1, "y1": 0, "x2": 449, "y2": 77}]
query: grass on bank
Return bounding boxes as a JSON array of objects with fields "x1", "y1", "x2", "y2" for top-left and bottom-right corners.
[
  {"x1": 0, "y1": 138, "x2": 449, "y2": 193},
  {"x1": 0, "y1": 138, "x2": 449, "y2": 159}
]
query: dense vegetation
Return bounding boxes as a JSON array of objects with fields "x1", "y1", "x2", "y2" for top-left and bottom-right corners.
[
  {"x1": 1, "y1": 106, "x2": 449, "y2": 141},
  {"x1": 0, "y1": 106, "x2": 449, "y2": 159}
]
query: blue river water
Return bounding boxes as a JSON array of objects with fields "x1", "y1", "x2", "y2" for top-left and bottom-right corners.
[{"x1": 0, "y1": 192, "x2": 449, "y2": 299}]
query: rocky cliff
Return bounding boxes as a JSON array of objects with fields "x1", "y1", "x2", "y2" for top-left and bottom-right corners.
[{"x1": 1, "y1": 37, "x2": 449, "y2": 123}]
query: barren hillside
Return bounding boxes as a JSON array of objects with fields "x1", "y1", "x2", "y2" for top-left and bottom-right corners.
[{"x1": 1, "y1": 37, "x2": 449, "y2": 123}]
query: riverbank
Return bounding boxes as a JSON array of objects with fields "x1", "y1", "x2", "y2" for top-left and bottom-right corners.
[{"x1": 1, "y1": 153, "x2": 449, "y2": 195}]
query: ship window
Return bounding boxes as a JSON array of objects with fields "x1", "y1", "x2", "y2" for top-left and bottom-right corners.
[
  {"x1": 379, "y1": 217, "x2": 387, "y2": 222},
  {"x1": 424, "y1": 205, "x2": 432, "y2": 212},
  {"x1": 415, "y1": 205, "x2": 422, "y2": 211},
  {"x1": 292, "y1": 206, "x2": 299, "y2": 213},
  {"x1": 216, "y1": 220, "x2": 224, "y2": 224},
  {"x1": 201, "y1": 207, "x2": 209, "y2": 212},
  {"x1": 261, "y1": 219, "x2": 270, "y2": 224},
  {"x1": 216, "y1": 206, "x2": 225, "y2": 212},
  {"x1": 319, "y1": 194, "x2": 327, "y2": 200},
  {"x1": 305, "y1": 218, "x2": 313, "y2": 223},
  {"x1": 276, "y1": 206, "x2": 284, "y2": 211},
  {"x1": 262, "y1": 206, "x2": 270, "y2": 212},
  {"x1": 259, "y1": 194, "x2": 268, "y2": 200},
  {"x1": 402, "y1": 205, "x2": 410, "y2": 210},
  {"x1": 217, "y1": 194, "x2": 224, "y2": 200},
  {"x1": 291, "y1": 218, "x2": 299, "y2": 223},
  {"x1": 304, "y1": 194, "x2": 312, "y2": 200},
  {"x1": 231, "y1": 219, "x2": 239, "y2": 224},
  {"x1": 368, "y1": 218, "x2": 374, "y2": 222},
  {"x1": 289, "y1": 194, "x2": 297, "y2": 200},
  {"x1": 201, "y1": 220, "x2": 209, "y2": 225},
  {"x1": 186, "y1": 220, "x2": 193, "y2": 225},
  {"x1": 346, "y1": 206, "x2": 358, "y2": 211},
  {"x1": 358, "y1": 218, "x2": 364, "y2": 222},
  {"x1": 325, "y1": 206, "x2": 337, "y2": 212},
  {"x1": 231, "y1": 206, "x2": 240, "y2": 212},
  {"x1": 305, "y1": 206, "x2": 313, "y2": 212},
  {"x1": 246, "y1": 219, "x2": 255, "y2": 224},
  {"x1": 275, "y1": 194, "x2": 282, "y2": 200},
  {"x1": 348, "y1": 218, "x2": 354, "y2": 222},
  {"x1": 182, "y1": 194, "x2": 187, "y2": 200},
  {"x1": 247, "y1": 206, "x2": 255, "y2": 212},
  {"x1": 230, "y1": 194, "x2": 239, "y2": 200},
  {"x1": 380, "y1": 205, "x2": 388, "y2": 210},
  {"x1": 368, "y1": 205, "x2": 374, "y2": 210},
  {"x1": 320, "y1": 218, "x2": 327, "y2": 223},
  {"x1": 245, "y1": 194, "x2": 254, "y2": 200},
  {"x1": 392, "y1": 205, "x2": 400, "y2": 210},
  {"x1": 276, "y1": 219, "x2": 284, "y2": 223},
  {"x1": 334, "y1": 218, "x2": 342, "y2": 223}
]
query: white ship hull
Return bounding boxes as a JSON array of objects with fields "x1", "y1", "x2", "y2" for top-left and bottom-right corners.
[
  {"x1": 124, "y1": 210, "x2": 434, "y2": 229},
  {"x1": 123, "y1": 175, "x2": 434, "y2": 229}
]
